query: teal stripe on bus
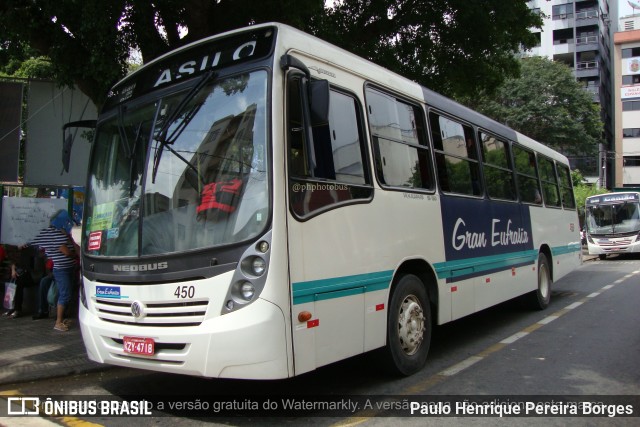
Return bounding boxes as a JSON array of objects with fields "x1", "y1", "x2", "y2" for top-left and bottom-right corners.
[
  {"x1": 433, "y1": 250, "x2": 539, "y2": 280},
  {"x1": 434, "y1": 244, "x2": 581, "y2": 280},
  {"x1": 292, "y1": 244, "x2": 581, "y2": 304},
  {"x1": 551, "y1": 243, "x2": 582, "y2": 256},
  {"x1": 292, "y1": 270, "x2": 393, "y2": 305}
]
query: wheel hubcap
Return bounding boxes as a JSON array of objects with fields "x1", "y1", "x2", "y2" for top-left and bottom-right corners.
[{"x1": 397, "y1": 295, "x2": 425, "y2": 355}]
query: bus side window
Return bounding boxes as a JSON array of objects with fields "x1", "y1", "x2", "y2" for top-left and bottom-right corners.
[
  {"x1": 557, "y1": 163, "x2": 576, "y2": 209},
  {"x1": 539, "y1": 156, "x2": 561, "y2": 207},
  {"x1": 366, "y1": 88, "x2": 433, "y2": 190},
  {"x1": 479, "y1": 131, "x2": 516, "y2": 201},
  {"x1": 429, "y1": 112, "x2": 482, "y2": 196},
  {"x1": 287, "y1": 75, "x2": 371, "y2": 217},
  {"x1": 513, "y1": 145, "x2": 542, "y2": 205}
]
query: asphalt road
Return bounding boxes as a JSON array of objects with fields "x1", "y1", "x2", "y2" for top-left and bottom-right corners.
[{"x1": 2, "y1": 255, "x2": 639, "y2": 426}]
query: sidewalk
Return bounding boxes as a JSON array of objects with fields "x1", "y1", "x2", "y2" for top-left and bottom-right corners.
[{"x1": 0, "y1": 311, "x2": 106, "y2": 387}]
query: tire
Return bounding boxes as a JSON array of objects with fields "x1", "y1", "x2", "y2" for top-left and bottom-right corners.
[
  {"x1": 598, "y1": 254, "x2": 607, "y2": 260},
  {"x1": 527, "y1": 253, "x2": 551, "y2": 310},
  {"x1": 384, "y1": 274, "x2": 431, "y2": 376}
]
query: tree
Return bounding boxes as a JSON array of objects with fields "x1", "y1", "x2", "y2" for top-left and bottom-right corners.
[
  {"x1": 314, "y1": 0, "x2": 541, "y2": 98},
  {"x1": 571, "y1": 169, "x2": 608, "y2": 222},
  {"x1": 471, "y1": 56, "x2": 603, "y2": 156},
  {"x1": 1, "y1": 0, "x2": 540, "y2": 108}
]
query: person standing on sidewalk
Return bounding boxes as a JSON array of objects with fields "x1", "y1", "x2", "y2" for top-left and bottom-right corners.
[
  {"x1": 20, "y1": 210, "x2": 78, "y2": 332},
  {"x1": 2, "y1": 245, "x2": 38, "y2": 318},
  {"x1": 31, "y1": 258, "x2": 54, "y2": 320}
]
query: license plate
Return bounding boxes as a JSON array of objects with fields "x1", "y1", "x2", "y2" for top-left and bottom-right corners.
[{"x1": 123, "y1": 336, "x2": 155, "y2": 356}]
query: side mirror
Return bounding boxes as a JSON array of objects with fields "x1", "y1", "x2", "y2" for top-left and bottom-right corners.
[
  {"x1": 309, "y1": 80, "x2": 330, "y2": 126},
  {"x1": 62, "y1": 120, "x2": 96, "y2": 173},
  {"x1": 280, "y1": 54, "x2": 330, "y2": 126}
]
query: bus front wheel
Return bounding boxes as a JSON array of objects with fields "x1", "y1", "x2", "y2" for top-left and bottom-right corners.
[{"x1": 385, "y1": 274, "x2": 431, "y2": 376}]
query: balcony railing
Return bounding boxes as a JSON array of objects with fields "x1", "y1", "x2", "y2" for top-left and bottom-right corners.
[
  {"x1": 576, "y1": 10, "x2": 598, "y2": 20},
  {"x1": 553, "y1": 13, "x2": 574, "y2": 20},
  {"x1": 576, "y1": 61, "x2": 598, "y2": 70},
  {"x1": 576, "y1": 36, "x2": 598, "y2": 45}
]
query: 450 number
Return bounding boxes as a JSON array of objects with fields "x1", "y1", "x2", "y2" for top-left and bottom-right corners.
[{"x1": 174, "y1": 285, "x2": 195, "y2": 299}]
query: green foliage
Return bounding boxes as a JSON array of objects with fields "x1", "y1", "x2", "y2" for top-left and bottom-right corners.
[
  {"x1": 1, "y1": 1, "x2": 540, "y2": 108},
  {"x1": 11, "y1": 56, "x2": 54, "y2": 79},
  {"x1": 471, "y1": 57, "x2": 603, "y2": 156},
  {"x1": 313, "y1": 0, "x2": 541, "y2": 99},
  {"x1": 571, "y1": 169, "x2": 607, "y2": 220},
  {"x1": 0, "y1": 0, "x2": 129, "y2": 108}
]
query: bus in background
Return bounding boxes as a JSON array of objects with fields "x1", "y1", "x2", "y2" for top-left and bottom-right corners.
[
  {"x1": 76, "y1": 23, "x2": 582, "y2": 379},
  {"x1": 584, "y1": 192, "x2": 640, "y2": 259}
]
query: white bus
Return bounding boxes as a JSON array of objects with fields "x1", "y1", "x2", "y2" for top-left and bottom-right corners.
[
  {"x1": 584, "y1": 192, "x2": 640, "y2": 259},
  {"x1": 77, "y1": 23, "x2": 582, "y2": 379}
]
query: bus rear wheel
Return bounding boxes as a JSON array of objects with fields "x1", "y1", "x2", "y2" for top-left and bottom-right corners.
[
  {"x1": 385, "y1": 274, "x2": 431, "y2": 376},
  {"x1": 527, "y1": 253, "x2": 551, "y2": 310}
]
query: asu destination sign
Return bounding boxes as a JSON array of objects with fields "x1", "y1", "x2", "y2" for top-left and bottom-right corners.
[{"x1": 103, "y1": 27, "x2": 276, "y2": 110}]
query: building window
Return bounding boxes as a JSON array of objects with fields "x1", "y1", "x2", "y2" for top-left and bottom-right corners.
[
  {"x1": 623, "y1": 101, "x2": 640, "y2": 111},
  {"x1": 622, "y1": 48, "x2": 640, "y2": 58},
  {"x1": 622, "y1": 75, "x2": 640, "y2": 86},
  {"x1": 623, "y1": 128, "x2": 640, "y2": 138},
  {"x1": 624, "y1": 156, "x2": 640, "y2": 167},
  {"x1": 552, "y1": 4, "x2": 573, "y2": 20}
]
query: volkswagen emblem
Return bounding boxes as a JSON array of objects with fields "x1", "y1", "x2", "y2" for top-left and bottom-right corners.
[{"x1": 130, "y1": 301, "x2": 145, "y2": 319}]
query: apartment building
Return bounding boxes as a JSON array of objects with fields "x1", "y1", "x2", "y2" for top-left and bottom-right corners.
[
  {"x1": 526, "y1": 0, "x2": 613, "y2": 186},
  {"x1": 614, "y1": 12, "x2": 640, "y2": 188}
]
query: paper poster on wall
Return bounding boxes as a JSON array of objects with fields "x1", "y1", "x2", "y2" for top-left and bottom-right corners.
[
  {"x1": 24, "y1": 81, "x2": 97, "y2": 187},
  {"x1": 0, "y1": 197, "x2": 68, "y2": 246}
]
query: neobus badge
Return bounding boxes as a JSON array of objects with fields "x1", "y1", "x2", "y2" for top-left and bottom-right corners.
[{"x1": 113, "y1": 262, "x2": 168, "y2": 272}]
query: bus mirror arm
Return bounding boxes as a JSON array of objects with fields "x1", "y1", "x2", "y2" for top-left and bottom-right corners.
[
  {"x1": 280, "y1": 54, "x2": 330, "y2": 126},
  {"x1": 280, "y1": 54, "x2": 310, "y2": 79}
]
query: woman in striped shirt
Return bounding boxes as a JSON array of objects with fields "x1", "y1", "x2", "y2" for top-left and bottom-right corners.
[{"x1": 21, "y1": 210, "x2": 78, "y2": 332}]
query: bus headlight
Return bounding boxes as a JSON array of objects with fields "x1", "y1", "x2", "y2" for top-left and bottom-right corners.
[
  {"x1": 240, "y1": 282, "x2": 255, "y2": 300},
  {"x1": 251, "y1": 257, "x2": 266, "y2": 276},
  {"x1": 229, "y1": 281, "x2": 255, "y2": 302},
  {"x1": 221, "y1": 231, "x2": 272, "y2": 315},
  {"x1": 241, "y1": 256, "x2": 266, "y2": 277}
]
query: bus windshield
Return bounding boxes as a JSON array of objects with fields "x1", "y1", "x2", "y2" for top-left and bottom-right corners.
[
  {"x1": 85, "y1": 70, "x2": 269, "y2": 257},
  {"x1": 586, "y1": 201, "x2": 640, "y2": 235}
]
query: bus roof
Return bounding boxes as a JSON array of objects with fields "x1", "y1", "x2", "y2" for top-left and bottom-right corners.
[{"x1": 116, "y1": 22, "x2": 569, "y2": 165}]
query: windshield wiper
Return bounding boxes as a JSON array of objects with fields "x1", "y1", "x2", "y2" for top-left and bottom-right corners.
[
  {"x1": 129, "y1": 122, "x2": 143, "y2": 197},
  {"x1": 152, "y1": 70, "x2": 215, "y2": 184}
]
